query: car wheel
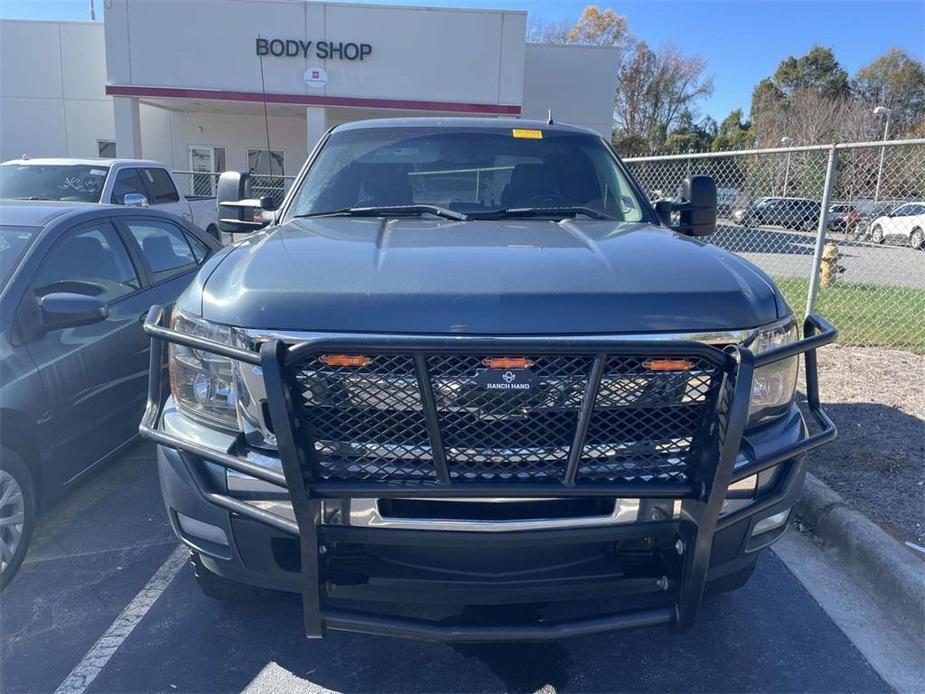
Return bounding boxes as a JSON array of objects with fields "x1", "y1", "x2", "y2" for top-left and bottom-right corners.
[
  {"x1": 0, "y1": 447, "x2": 35, "y2": 591},
  {"x1": 911, "y1": 228, "x2": 924, "y2": 250},
  {"x1": 190, "y1": 551, "x2": 260, "y2": 602},
  {"x1": 801, "y1": 217, "x2": 816, "y2": 232},
  {"x1": 870, "y1": 225, "x2": 884, "y2": 244}
]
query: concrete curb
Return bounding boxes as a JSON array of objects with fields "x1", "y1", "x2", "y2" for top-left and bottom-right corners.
[{"x1": 795, "y1": 473, "x2": 925, "y2": 634}]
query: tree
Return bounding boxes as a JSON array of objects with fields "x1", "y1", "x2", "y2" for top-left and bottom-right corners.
[
  {"x1": 855, "y1": 48, "x2": 925, "y2": 135},
  {"x1": 613, "y1": 40, "x2": 714, "y2": 151},
  {"x1": 527, "y1": 5, "x2": 628, "y2": 48},
  {"x1": 750, "y1": 46, "x2": 857, "y2": 145},
  {"x1": 772, "y1": 45, "x2": 850, "y2": 99},
  {"x1": 527, "y1": 6, "x2": 712, "y2": 152},
  {"x1": 565, "y1": 5, "x2": 629, "y2": 46},
  {"x1": 711, "y1": 109, "x2": 754, "y2": 151},
  {"x1": 665, "y1": 112, "x2": 717, "y2": 152}
]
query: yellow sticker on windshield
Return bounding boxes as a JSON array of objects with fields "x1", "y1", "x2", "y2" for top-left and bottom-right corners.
[{"x1": 512, "y1": 129, "x2": 543, "y2": 139}]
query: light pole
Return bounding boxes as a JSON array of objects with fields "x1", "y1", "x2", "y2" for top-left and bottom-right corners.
[
  {"x1": 780, "y1": 136, "x2": 793, "y2": 196},
  {"x1": 873, "y1": 106, "x2": 891, "y2": 203}
]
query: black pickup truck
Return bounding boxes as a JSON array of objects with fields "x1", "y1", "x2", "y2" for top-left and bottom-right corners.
[{"x1": 141, "y1": 118, "x2": 836, "y2": 641}]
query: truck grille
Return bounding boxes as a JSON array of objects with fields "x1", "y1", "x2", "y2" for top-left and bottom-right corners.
[{"x1": 293, "y1": 352, "x2": 722, "y2": 485}]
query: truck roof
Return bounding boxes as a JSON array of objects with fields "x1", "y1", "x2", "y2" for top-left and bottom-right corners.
[
  {"x1": 1, "y1": 157, "x2": 166, "y2": 167},
  {"x1": 333, "y1": 117, "x2": 601, "y2": 137}
]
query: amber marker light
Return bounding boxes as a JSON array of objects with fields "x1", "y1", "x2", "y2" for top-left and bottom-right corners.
[
  {"x1": 319, "y1": 354, "x2": 372, "y2": 367},
  {"x1": 643, "y1": 358, "x2": 694, "y2": 372},
  {"x1": 482, "y1": 357, "x2": 535, "y2": 369}
]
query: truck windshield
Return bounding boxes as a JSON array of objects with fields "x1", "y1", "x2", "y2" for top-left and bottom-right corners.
[
  {"x1": 286, "y1": 127, "x2": 646, "y2": 222},
  {"x1": 0, "y1": 164, "x2": 109, "y2": 203},
  {"x1": 0, "y1": 225, "x2": 37, "y2": 291}
]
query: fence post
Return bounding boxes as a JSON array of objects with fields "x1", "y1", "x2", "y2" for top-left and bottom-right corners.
[{"x1": 805, "y1": 145, "x2": 839, "y2": 317}]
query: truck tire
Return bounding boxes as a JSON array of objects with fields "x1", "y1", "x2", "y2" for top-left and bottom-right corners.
[
  {"x1": 190, "y1": 551, "x2": 260, "y2": 602},
  {"x1": 0, "y1": 447, "x2": 35, "y2": 591},
  {"x1": 206, "y1": 224, "x2": 221, "y2": 243}
]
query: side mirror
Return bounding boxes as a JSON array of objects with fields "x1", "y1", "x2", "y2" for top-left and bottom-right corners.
[
  {"x1": 217, "y1": 171, "x2": 276, "y2": 234},
  {"x1": 39, "y1": 292, "x2": 108, "y2": 332},
  {"x1": 123, "y1": 193, "x2": 149, "y2": 208},
  {"x1": 674, "y1": 175, "x2": 717, "y2": 236}
]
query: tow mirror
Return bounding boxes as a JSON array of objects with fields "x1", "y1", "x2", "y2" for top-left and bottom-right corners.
[
  {"x1": 39, "y1": 292, "x2": 108, "y2": 332},
  {"x1": 217, "y1": 171, "x2": 276, "y2": 234},
  {"x1": 655, "y1": 175, "x2": 717, "y2": 237}
]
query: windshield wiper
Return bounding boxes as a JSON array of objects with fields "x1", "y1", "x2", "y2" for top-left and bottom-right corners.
[
  {"x1": 294, "y1": 205, "x2": 467, "y2": 221},
  {"x1": 470, "y1": 206, "x2": 615, "y2": 221}
]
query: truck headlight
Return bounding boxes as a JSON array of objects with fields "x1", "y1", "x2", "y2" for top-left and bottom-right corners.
[
  {"x1": 169, "y1": 310, "x2": 240, "y2": 431},
  {"x1": 748, "y1": 317, "x2": 798, "y2": 426}
]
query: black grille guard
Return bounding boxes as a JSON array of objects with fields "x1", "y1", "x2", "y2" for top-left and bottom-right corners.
[{"x1": 140, "y1": 308, "x2": 837, "y2": 641}]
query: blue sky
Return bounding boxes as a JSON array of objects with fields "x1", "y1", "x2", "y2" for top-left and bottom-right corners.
[{"x1": 3, "y1": 0, "x2": 923, "y2": 121}]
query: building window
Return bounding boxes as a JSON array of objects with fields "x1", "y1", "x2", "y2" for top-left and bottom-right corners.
[
  {"x1": 98, "y1": 140, "x2": 116, "y2": 158},
  {"x1": 188, "y1": 145, "x2": 226, "y2": 196}
]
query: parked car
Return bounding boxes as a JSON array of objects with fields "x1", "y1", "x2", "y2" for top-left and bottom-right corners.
[
  {"x1": 732, "y1": 196, "x2": 822, "y2": 231},
  {"x1": 867, "y1": 201, "x2": 925, "y2": 249},
  {"x1": 141, "y1": 118, "x2": 836, "y2": 641},
  {"x1": 0, "y1": 202, "x2": 220, "y2": 588},
  {"x1": 826, "y1": 203, "x2": 863, "y2": 235},
  {"x1": 0, "y1": 159, "x2": 220, "y2": 241}
]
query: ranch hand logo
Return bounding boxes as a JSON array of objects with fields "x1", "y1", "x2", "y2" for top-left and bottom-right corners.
[
  {"x1": 256, "y1": 38, "x2": 372, "y2": 61},
  {"x1": 476, "y1": 369, "x2": 537, "y2": 391}
]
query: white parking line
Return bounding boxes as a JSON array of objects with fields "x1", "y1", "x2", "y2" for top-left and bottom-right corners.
[{"x1": 53, "y1": 544, "x2": 188, "y2": 694}]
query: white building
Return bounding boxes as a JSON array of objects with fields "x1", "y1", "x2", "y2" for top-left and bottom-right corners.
[{"x1": 0, "y1": 1, "x2": 619, "y2": 184}]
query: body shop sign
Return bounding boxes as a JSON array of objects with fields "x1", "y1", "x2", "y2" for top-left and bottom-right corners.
[{"x1": 256, "y1": 38, "x2": 372, "y2": 61}]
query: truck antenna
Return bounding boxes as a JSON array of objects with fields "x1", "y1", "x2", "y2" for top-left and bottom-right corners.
[{"x1": 257, "y1": 35, "x2": 272, "y2": 178}]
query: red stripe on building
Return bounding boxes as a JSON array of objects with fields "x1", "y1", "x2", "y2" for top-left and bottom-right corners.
[{"x1": 105, "y1": 85, "x2": 522, "y2": 115}]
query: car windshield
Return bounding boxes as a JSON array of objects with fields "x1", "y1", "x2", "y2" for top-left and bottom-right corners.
[
  {"x1": 286, "y1": 127, "x2": 646, "y2": 222},
  {"x1": 0, "y1": 164, "x2": 109, "y2": 202},
  {"x1": 0, "y1": 225, "x2": 38, "y2": 290}
]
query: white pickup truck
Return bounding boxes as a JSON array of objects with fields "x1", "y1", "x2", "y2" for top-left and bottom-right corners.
[{"x1": 0, "y1": 158, "x2": 220, "y2": 240}]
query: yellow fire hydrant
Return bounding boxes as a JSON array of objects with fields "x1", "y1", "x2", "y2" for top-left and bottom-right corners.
[{"x1": 819, "y1": 241, "x2": 841, "y2": 288}]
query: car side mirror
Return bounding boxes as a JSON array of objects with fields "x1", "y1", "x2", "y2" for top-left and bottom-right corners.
[
  {"x1": 217, "y1": 171, "x2": 276, "y2": 234},
  {"x1": 123, "y1": 193, "x2": 149, "y2": 208},
  {"x1": 39, "y1": 292, "x2": 109, "y2": 332}
]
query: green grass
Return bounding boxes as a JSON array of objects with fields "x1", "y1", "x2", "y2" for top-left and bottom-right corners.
[{"x1": 774, "y1": 276, "x2": 925, "y2": 353}]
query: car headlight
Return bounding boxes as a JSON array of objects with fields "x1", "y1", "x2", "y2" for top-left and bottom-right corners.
[
  {"x1": 169, "y1": 310, "x2": 240, "y2": 431},
  {"x1": 748, "y1": 317, "x2": 799, "y2": 426}
]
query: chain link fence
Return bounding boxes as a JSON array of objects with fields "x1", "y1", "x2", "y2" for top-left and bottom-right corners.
[
  {"x1": 625, "y1": 139, "x2": 925, "y2": 353},
  {"x1": 172, "y1": 171, "x2": 296, "y2": 209}
]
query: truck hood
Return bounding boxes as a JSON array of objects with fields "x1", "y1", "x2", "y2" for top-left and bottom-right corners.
[{"x1": 197, "y1": 218, "x2": 782, "y2": 334}]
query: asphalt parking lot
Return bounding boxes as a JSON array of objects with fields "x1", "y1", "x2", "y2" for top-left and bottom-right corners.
[
  {"x1": 2, "y1": 442, "x2": 892, "y2": 694},
  {"x1": 712, "y1": 222, "x2": 924, "y2": 288}
]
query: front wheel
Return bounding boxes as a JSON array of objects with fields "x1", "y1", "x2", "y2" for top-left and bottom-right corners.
[
  {"x1": 870, "y1": 225, "x2": 884, "y2": 244},
  {"x1": 205, "y1": 224, "x2": 221, "y2": 243},
  {"x1": 910, "y1": 228, "x2": 924, "y2": 250},
  {"x1": 0, "y1": 447, "x2": 35, "y2": 591}
]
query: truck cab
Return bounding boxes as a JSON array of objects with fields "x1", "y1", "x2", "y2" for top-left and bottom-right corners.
[
  {"x1": 141, "y1": 118, "x2": 836, "y2": 641},
  {"x1": 0, "y1": 158, "x2": 220, "y2": 241}
]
